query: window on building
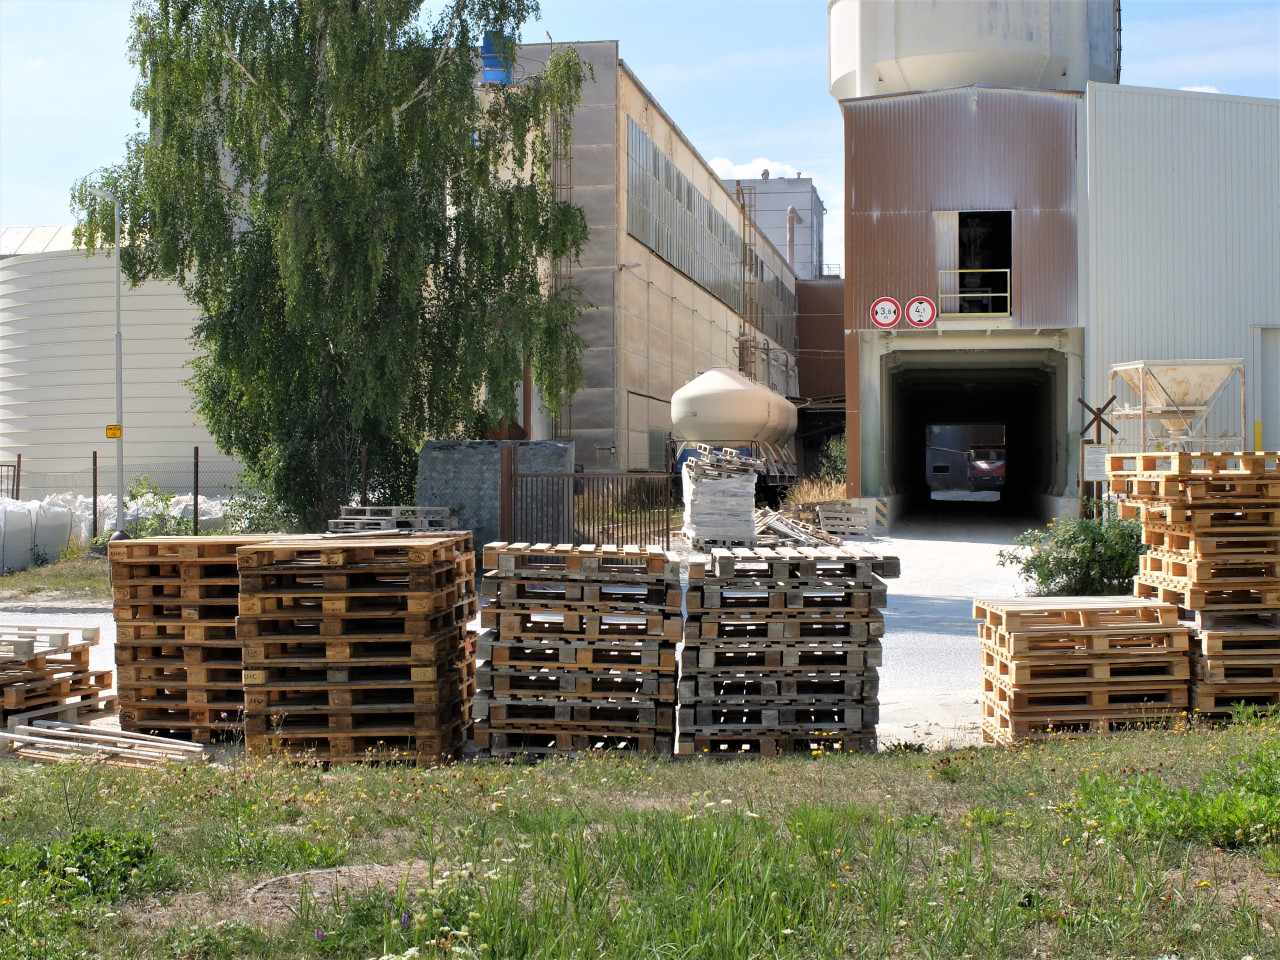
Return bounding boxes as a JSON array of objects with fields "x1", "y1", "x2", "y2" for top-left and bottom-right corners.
[{"x1": 935, "y1": 210, "x2": 1012, "y2": 318}]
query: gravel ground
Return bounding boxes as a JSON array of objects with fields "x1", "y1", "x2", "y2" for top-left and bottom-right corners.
[{"x1": 0, "y1": 510, "x2": 1039, "y2": 751}]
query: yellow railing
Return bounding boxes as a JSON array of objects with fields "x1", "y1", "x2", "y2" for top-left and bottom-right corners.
[{"x1": 936, "y1": 269, "x2": 1012, "y2": 318}]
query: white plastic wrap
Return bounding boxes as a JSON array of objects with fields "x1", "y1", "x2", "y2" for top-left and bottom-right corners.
[
  {"x1": 681, "y1": 463, "x2": 757, "y2": 545},
  {"x1": 0, "y1": 501, "x2": 33, "y2": 573}
]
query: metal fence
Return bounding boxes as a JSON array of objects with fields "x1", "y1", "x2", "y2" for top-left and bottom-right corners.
[
  {"x1": 0, "y1": 461, "x2": 17, "y2": 499},
  {"x1": 509, "y1": 472, "x2": 674, "y2": 548},
  {"x1": 4, "y1": 453, "x2": 241, "y2": 502}
]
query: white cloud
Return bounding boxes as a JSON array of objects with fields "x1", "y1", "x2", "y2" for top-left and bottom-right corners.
[
  {"x1": 1178, "y1": 85, "x2": 1221, "y2": 94},
  {"x1": 24, "y1": 58, "x2": 43, "y2": 68},
  {"x1": 709, "y1": 156, "x2": 801, "y2": 181}
]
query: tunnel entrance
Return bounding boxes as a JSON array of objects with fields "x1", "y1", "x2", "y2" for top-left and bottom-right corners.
[{"x1": 882, "y1": 348, "x2": 1066, "y2": 520}]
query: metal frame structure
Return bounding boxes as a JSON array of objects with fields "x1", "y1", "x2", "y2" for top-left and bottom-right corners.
[{"x1": 1108, "y1": 359, "x2": 1246, "y2": 452}]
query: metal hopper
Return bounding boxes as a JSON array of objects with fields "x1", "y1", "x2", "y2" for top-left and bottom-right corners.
[{"x1": 1109, "y1": 360, "x2": 1245, "y2": 451}]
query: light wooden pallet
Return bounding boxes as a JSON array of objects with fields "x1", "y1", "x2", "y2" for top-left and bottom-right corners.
[
  {"x1": 1133, "y1": 575, "x2": 1280, "y2": 610},
  {"x1": 1139, "y1": 550, "x2": 1280, "y2": 584},
  {"x1": 1142, "y1": 524, "x2": 1280, "y2": 558},
  {"x1": 1110, "y1": 476, "x2": 1280, "y2": 502},
  {"x1": 973, "y1": 597, "x2": 1179, "y2": 632},
  {"x1": 483, "y1": 542, "x2": 674, "y2": 579},
  {"x1": 1193, "y1": 656, "x2": 1280, "y2": 684},
  {"x1": 1106, "y1": 451, "x2": 1280, "y2": 480},
  {"x1": 1118, "y1": 500, "x2": 1280, "y2": 530},
  {"x1": 978, "y1": 621, "x2": 1190, "y2": 657},
  {"x1": 703, "y1": 545, "x2": 899, "y2": 581},
  {"x1": 681, "y1": 641, "x2": 882, "y2": 672},
  {"x1": 983, "y1": 675, "x2": 1188, "y2": 712},
  {"x1": 980, "y1": 645, "x2": 1190, "y2": 685},
  {"x1": 686, "y1": 579, "x2": 887, "y2": 613}
]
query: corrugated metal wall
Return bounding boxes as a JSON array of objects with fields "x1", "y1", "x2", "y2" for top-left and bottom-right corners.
[
  {"x1": 1083, "y1": 84, "x2": 1280, "y2": 444},
  {"x1": 0, "y1": 249, "x2": 229, "y2": 475},
  {"x1": 843, "y1": 86, "x2": 1081, "y2": 330}
]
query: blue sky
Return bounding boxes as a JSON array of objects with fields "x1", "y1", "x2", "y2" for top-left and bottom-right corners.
[{"x1": 2, "y1": 0, "x2": 1277, "y2": 269}]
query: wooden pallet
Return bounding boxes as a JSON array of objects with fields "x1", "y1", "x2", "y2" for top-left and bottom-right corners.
[
  {"x1": 1190, "y1": 683, "x2": 1280, "y2": 714},
  {"x1": 981, "y1": 647, "x2": 1189, "y2": 685},
  {"x1": 483, "y1": 542, "x2": 674, "y2": 579},
  {"x1": 4, "y1": 693, "x2": 119, "y2": 732},
  {"x1": 973, "y1": 597, "x2": 1179, "y2": 632},
  {"x1": 490, "y1": 610, "x2": 681, "y2": 641},
  {"x1": 1, "y1": 721, "x2": 206, "y2": 767},
  {"x1": 679, "y1": 674, "x2": 872, "y2": 700},
  {"x1": 1, "y1": 626, "x2": 100, "y2": 661},
  {"x1": 472, "y1": 727, "x2": 670, "y2": 756},
  {"x1": 1107, "y1": 451, "x2": 1280, "y2": 480},
  {"x1": 478, "y1": 637, "x2": 676, "y2": 672},
  {"x1": 479, "y1": 671, "x2": 675, "y2": 699},
  {"x1": 1118, "y1": 499, "x2": 1280, "y2": 530},
  {"x1": 681, "y1": 640, "x2": 882, "y2": 671},
  {"x1": 675, "y1": 731, "x2": 876, "y2": 756},
  {"x1": 1133, "y1": 575, "x2": 1280, "y2": 610},
  {"x1": 978, "y1": 621, "x2": 1190, "y2": 657},
  {"x1": 698, "y1": 611, "x2": 885, "y2": 640},
  {"x1": 236, "y1": 599, "x2": 475, "y2": 638},
  {"x1": 1111, "y1": 476, "x2": 1280, "y2": 502},
  {"x1": 1140, "y1": 551, "x2": 1280, "y2": 584},
  {"x1": 679, "y1": 701, "x2": 867, "y2": 728},
  {"x1": 706, "y1": 545, "x2": 899, "y2": 581},
  {"x1": 474, "y1": 698, "x2": 672, "y2": 726},
  {"x1": 980, "y1": 707, "x2": 1183, "y2": 743},
  {"x1": 686, "y1": 580, "x2": 887, "y2": 613},
  {"x1": 983, "y1": 675, "x2": 1188, "y2": 711},
  {"x1": 246, "y1": 727, "x2": 464, "y2": 764},
  {"x1": 816, "y1": 502, "x2": 870, "y2": 537},
  {"x1": 1142, "y1": 524, "x2": 1280, "y2": 558},
  {"x1": 481, "y1": 574, "x2": 669, "y2": 607},
  {"x1": 1194, "y1": 628, "x2": 1280, "y2": 656},
  {"x1": 238, "y1": 534, "x2": 470, "y2": 570},
  {"x1": 1193, "y1": 656, "x2": 1280, "y2": 684}
]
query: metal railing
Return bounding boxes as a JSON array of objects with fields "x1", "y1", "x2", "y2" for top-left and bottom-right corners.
[
  {"x1": 0, "y1": 458, "x2": 18, "y2": 499},
  {"x1": 509, "y1": 472, "x2": 673, "y2": 548},
  {"x1": 937, "y1": 269, "x2": 1012, "y2": 318}
]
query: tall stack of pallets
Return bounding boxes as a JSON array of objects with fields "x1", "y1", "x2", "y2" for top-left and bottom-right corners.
[
  {"x1": 1, "y1": 626, "x2": 113, "y2": 729},
  {"x1": 474, "y1": 543, "x2": 681, "y2": 756},
  {"x1": 975, "y1": 597, "x2": 1190, "y2": 742},
  {"x1": 676, "y1": 545, "x2": 897, "y2": 755},
  {"x1": 1109, "y1": 450, "x2": 1280, "y2": 718},
  {"x1": 109, "y1": 536, "x2": 271, "y2": 740},
  {"x1": 235, "y1": 534, "x2": 477, "y2": 763}
]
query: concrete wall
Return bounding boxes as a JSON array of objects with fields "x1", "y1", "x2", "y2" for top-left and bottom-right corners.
[{"x1": 416, "y1": 439, "x2": 574, "y2": 547}]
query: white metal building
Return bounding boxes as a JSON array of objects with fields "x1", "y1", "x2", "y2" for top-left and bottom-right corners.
[{"x1": 0, "y1": 226, "x2": 236, "y2": 496}]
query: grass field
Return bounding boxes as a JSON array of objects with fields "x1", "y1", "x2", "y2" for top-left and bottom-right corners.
[
  {"x1": 0, "y1": 552, "x2": 111, "y2": 603},
  {"x1": 1, "y1": 715, "x2": 1277, "y2": 959}
]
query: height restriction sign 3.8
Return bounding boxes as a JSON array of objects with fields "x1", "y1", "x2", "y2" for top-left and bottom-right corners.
[
  {"x1": 870, "y1": 297, "x2": 900, "y2": 328},
  {"x1": 905, "y1": 296, "x2": 936, "y2": 327}
]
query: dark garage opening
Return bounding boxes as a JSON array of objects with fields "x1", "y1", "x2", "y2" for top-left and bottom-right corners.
[{"x1": 883, "y1": 352, "x2": 1064, "y2": 520}]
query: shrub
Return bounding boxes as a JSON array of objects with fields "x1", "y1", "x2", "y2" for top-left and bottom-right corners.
[
  {"x1": 997, "y1": 499, "x2": 1144, "y2": 595},
  {"x1": 812, "y1": 432, "x2": 846, "y2": 484}
]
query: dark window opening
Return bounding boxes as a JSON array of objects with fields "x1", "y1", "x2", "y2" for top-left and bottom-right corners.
[{"x1": 957, "y1": 211, "x2": 1011, "y2": 315}]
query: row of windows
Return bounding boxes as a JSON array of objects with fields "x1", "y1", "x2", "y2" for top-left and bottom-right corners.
[{"x1": 625, "y1": 119, "x2": 744, "y2": 313}]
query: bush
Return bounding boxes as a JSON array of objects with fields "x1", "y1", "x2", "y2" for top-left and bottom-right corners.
[
  {"x1": 812, "y1": 432, "x2": 846, "y2": 484},
  {"x1": 996, "y1": 499, "x2": 1144, "y2": 595}
]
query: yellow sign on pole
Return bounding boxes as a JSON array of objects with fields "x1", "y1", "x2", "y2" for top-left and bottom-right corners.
[{"x1": 106, "y1": 424, "x2": 122, "y2": 439}]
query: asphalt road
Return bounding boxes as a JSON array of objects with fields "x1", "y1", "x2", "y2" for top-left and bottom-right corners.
[{"x1": 872, "y1": 503, "x2": 1036, "y2": 748}]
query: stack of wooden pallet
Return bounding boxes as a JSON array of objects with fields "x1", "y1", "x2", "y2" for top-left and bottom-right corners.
[
  {"x1": 1109, "y1": 450, "x2": 1280, "y2": 717},
  {"x1": 235, "y1": 534, "x2": 477, "y2": 763},
  {"x1": 475, "y1": 543, "x2": 682, "y2": 757},
  {"x1": 327, "y1": 505, "x2": 457, "y2": 534},
  {"x1": 975, "y1": 597, "x2": 1190, "y2": 742},
  {"x1": 677, "y1": 545, "x2": 898, "y2": 755},
  {"x1": 109, "y1": 537, "x2": 271, "y2": 740},
  {"x1": 1, "y1": 626, "x2": 113, "y2": 729}
]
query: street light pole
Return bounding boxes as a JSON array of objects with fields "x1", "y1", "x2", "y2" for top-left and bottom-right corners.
[{"x1": 88, "y1": 188, "x2": 128, "y2": 540}]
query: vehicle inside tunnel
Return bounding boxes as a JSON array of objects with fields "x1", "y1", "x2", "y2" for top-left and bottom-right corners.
[{"x1": 882, "y1": 349, "x2": 1067, "y2": 520}]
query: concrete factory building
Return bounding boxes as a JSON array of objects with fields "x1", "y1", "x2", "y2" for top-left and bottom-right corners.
[
  {"x1": 829, "y1": 0, "x2": 1280, "y2": 526},
  {"x1": 511, "y1": 42, "x2": 800, "y2": 473}
]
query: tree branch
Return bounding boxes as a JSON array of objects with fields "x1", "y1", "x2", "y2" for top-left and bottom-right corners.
[{"x1": 221, "y1": 29, "x2": 289, "y2": 123}]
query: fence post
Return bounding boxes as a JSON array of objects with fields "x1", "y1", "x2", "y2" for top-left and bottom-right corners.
[
  {"x1": 360, "y1": 444, "x2": 368, "y2": 506},
  {"x1": 193, "y1": 446, "x2": 200, "y2": 536},
  {"x1": 498, "y1": 444, "x2": 514, "y2": 542},
  {"x1": 13, "y1": 453, "x2": 19, "y2": 500},
  {"x1": 92, "y1": 451, "x2": 99, "y2": 541}
]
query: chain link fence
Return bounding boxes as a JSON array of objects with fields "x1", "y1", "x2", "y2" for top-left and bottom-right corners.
[{"x1": 11, "y1": 453, "x2": 242, "y2": 502}]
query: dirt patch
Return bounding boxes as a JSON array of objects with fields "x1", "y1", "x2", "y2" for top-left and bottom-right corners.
[{"x1": 125, "y1": 860, "x2": 437, "y2": 931}]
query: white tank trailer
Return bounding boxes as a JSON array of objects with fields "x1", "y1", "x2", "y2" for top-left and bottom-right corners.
[
  {"x1": 828, "y1": 0, "x2": 1121, "y2": 101},
  {"x1": 670, "y1": 367, "x2": 799, "y2": 481}
]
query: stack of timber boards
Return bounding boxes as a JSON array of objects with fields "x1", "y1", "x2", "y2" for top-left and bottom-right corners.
[
  {"x1": 1, "y1": 626, "x2": 112, "y2": 729},
  {"x1": 475, "y1": 543, "x2": 681, "y2": 757},
  {"x1": 236, "y1": 534, "x2": 478, "y2": 764},
  {"x1": 677, "y1": 545, "x2": 899, "y2": 756},
  {"x1": 109, "y1": 537, "x2": 274, "y2": 741},
  {"x1": 975, "y1": 597, "x2": 1190, "y2": 742},
  {"x1": 1109, "y1": 450, "x2": 1280, "y2": 717}
]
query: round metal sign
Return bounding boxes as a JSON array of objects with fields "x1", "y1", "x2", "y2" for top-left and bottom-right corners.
[
  {"x1": 869, "y1": 297, "x2": 901, "y2": 328},
  {"x1": 905, "y1": 296, "x2": 937, "y2": 327}
]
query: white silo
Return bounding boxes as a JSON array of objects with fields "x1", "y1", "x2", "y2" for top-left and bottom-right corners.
[
  {"x1": 0, "y1": 227, "x2": 238, "y2": 496},
  {"x1": 829, "y1": 0, "x2": 1121, "y2": 101}
]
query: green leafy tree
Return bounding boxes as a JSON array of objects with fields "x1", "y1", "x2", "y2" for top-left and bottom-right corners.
[{"x1": 72, "y1": 0, "x2": 589, "y2": 528}]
